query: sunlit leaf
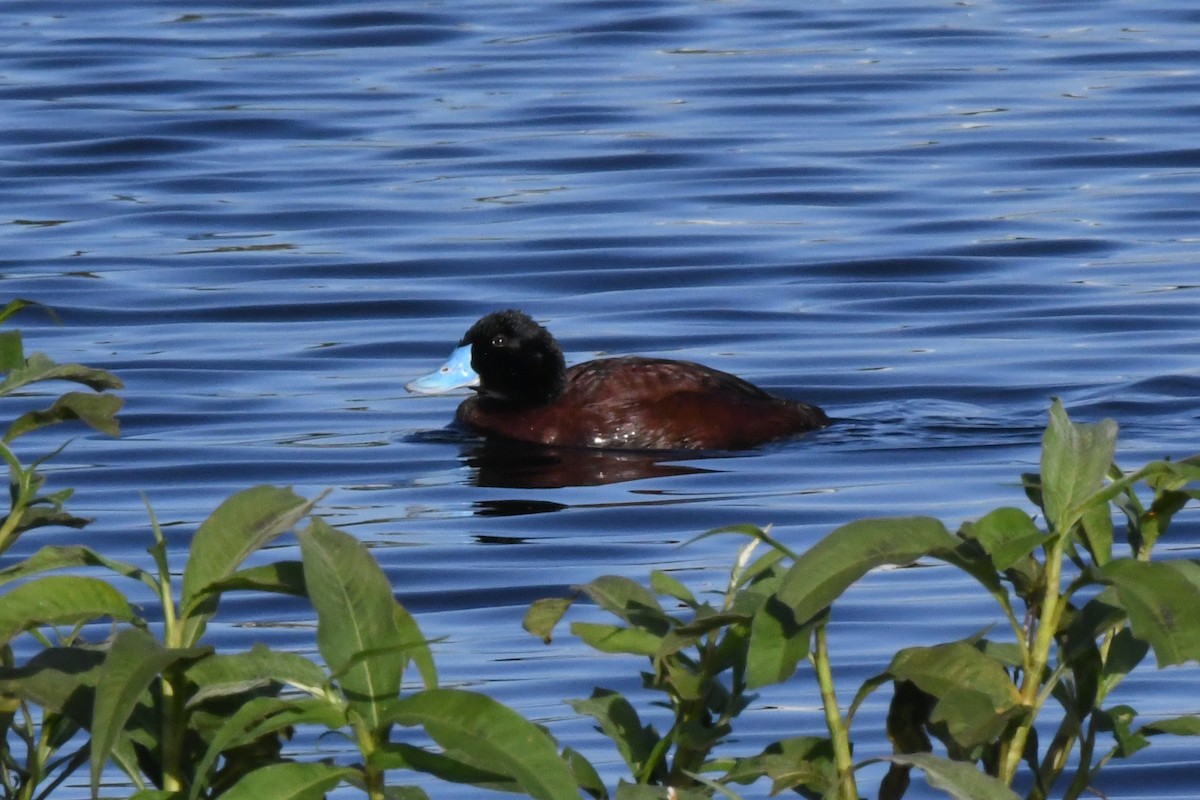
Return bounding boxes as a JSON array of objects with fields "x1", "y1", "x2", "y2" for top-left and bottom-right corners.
[
  {"x1": 571, "y1": 622, "x2": 662, "y2": 656},
  {"x1": 0, "y1": 575, "x2": 136, "y2": 644},
  {"x1": 524, "y1": 597, "x2": 574, "y2": 643},
  {"x1": 877, "y1": 752, "x2": 1021, "y2": 799},
  {"x1": 650, "y1": 569, "x2": 696, "y2": 606},
  {"x1": 297, "y1": 518, "x2": 408, "y2": 733},
  {"x1": 179, "y1": 486, "x2": 313, "y2": 643},
  {"x1": 4, "y1": 391, "x2": 123, "y2": 442},
  {"x1": 958, "y1": 507, "x2": 1043, "y2": 570},
  {"x1": 775, "y1": 516, "x2": 956, "y2": 624},
  {"x1": 1039, "y1": 399, "x2": 1117, "y2": 533},
  {"x1": 1100, "y1": 559, "x2": 1200, "y2": 667},
  {"x1": 0, "y1": 351, "x2": 123, "y2": 395},
  {"x1": 220, "y1": 762, "x2": 355, "y2": 800},
  {"x1": 0, "y1": 544, "x2": 152, "y2": 589},
  {"x1": 388, "y1": 688, "x2": 580, "y2": 800}
]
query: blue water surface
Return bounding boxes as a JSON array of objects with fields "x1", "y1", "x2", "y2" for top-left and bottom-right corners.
[{"x1": 2, "y1": 1, "x2": 1199, "y2": 797}]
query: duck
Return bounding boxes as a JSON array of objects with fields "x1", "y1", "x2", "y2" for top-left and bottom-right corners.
[{"x1": 406, "y1": 309, "x2": 829, "y2": 451}]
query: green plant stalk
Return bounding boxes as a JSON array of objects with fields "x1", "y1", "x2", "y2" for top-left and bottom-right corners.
[
  {"x1": 812, "y1": 622, "x2": 857, "y2": 800},
  {"x1": 1000, "y1": 530, "x2": 1071, "y2": 785},
  {"x1": 0, "y1": 442, "x2": 30, "y2": 555},
  {"x1": 350, "y1": 717, "x2": 386, "y2": 800},
  {"x1": 1061, "y1": 717, "x2": 1098, "y2": 800},
  {"x1": 160, "y1": 665, "x2": 186, "y2": 794},
  {"x1": 639, "y1": 728, "x2": 673, "y2": 784},
  {"x1": 12, "y1": 703, "x2": 39, "y2": 800},
  {"x1": 150, "y1": 511, "x2": 187, "y2": 796}
]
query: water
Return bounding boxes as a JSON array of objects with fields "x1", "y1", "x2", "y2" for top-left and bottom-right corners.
[{"x1": 2, "y1": 1, "x2": 1199, "y2": 797}]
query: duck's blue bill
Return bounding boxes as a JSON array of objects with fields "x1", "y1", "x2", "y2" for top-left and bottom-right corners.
[{"x1": 405, "y1": 344, "x2": 480, "y2": 394}]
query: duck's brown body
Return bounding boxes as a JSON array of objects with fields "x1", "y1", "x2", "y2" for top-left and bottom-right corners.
[
  {"x1": 456, "y1": 355, "x2": 829, "y2": 451},
  {"x1": 408, "y1": 310, "x2": 829, "y2": 452}
]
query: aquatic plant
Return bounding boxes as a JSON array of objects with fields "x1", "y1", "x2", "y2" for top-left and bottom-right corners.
[
  {"x1": 0, "y1": 303, "x2": 582, "y2": 800},
  {"x1": 1, "y1": 299, "x2": 1197, "y2": 800},
  {"x1": 526, "y1": 400, "x2": 1200, "y2": 799}
]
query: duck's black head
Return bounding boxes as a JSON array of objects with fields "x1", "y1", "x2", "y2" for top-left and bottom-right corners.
[{"x1": 459, "y1": 310, "x2": 567, "y2": 407}]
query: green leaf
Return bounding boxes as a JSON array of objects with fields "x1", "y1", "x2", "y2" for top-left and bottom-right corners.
[
  {"x1": 614, "y1": 783, "x2": 711, "y2": 800},
  {"x1": 0, "y1": 329, "x2": 24, "y2": 371},
  {"x1": 1100, "y1": 559, "x2": 1200, "y2": 667},
  {"x1": 0, "y1": 298, "x2": 49, "y2": 328},
  {"x1": 220, "y1": 762, "x2": 356, "y2": 800},
  {"x1": 650, "y1": 570, "x2": 696, "y2": 605},
  {"x1": 571, "y1": 622, "x2": 662, "y2": 656},
  {"x1": 746, "y1": 595, "x2": 813, "y2": 689},
  {"x1": 1141, "y1": 715, "x2": 1200, "y2": 736},
  {"x1": 0, "y1": 351, "x2": 123, "y2": 396},
  {"x1": 180, "y1": 486, "x2": 313, "y2": 643},
  {"x1": 374, "y1": 742, "x2": 516, "y2": 791},
  {"x1": 569, "y1": 689, "x2": 661, "y2": 782},
  {"x1": 775, "y1": 516, "x2": 956, "y2": 624},
  {"x1": 297, "y1": 518, "x2": 410, "y2": 732},
  {"x1": 723, "y1": 736, "x2": 836, "y2": 797},
  {"x1": 395, "y1": 598, "x2": 438, "y2": 691},
  {"x1": 1039, "y1": 399, "x2": 1117, "y2": 533},
  {"x1": 563, "y1": 746, "x2": 607, "y2": 800},
  {"x1": 578, "y1": 575, "x2": 672, "y2": 635},
  {"x1": 90, "y1": 628, "x2": 206, "y2": 797},
  {"x1": 958, "y1": 507, "x2": 1043, "y2": 570},
  {"x1": 4, "y1": 391, "x2": 123, "y2": 442},
  {"x1": 524, "y1": 597, "x2": 574, "y2": 643},
  {"x1": 1102, "y1": 626, "x2": 1150, "y2": 693},
  {"x1": 1079, "y1": 497, "x2": 1114, "y2": 566},
  {"x1": 886, "y1": 641, "x2": 1022, "y2": 751},
  {"x1": 184, "y1": 644, "x2": 329, "y2": 706},
  {"x1": 0, "y1": 575, "x2": 136, "y2": 644},
  {"x1": 388, "y1": 688, "x2": 580, "y2": 800},
  {"x1": 0, "y1": 544, "x2": 152, "y2": 589},
  {"x1": 657, "y1": 610, "x2": 749, "y2": 658},
  {"x1": 1096, "y1": 704, "x2": 1148, "y2": 758},
  {"x1": 0, "y1": 646, "x2": 105, "y2": 722},
  {"x1": 190, "y1": 696, "x2": 347, "y2": 800},
  {"x1": 878, "y1": 753, "x2": 1021, "y2": 799},
  {"x1": 202, "y1": 560, "x2": 307, "y2": 598}
]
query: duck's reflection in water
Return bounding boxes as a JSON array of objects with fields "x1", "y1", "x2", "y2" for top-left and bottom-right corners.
[{"x1": 461, "y1": 439, "x2": 719, "y2": 490}]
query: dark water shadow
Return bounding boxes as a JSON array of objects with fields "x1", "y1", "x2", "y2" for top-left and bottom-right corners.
[
  {"x1": 461, "y1": 438, "x2": 721, "y2": 489},
  {"x1": 404, "y1": 426, "x2": 733, "y2": 489}
]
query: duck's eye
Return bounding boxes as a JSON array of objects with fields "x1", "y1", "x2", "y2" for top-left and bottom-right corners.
[{"x1": 491, "y1": 334, "x2": 507, "y2": 348}]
